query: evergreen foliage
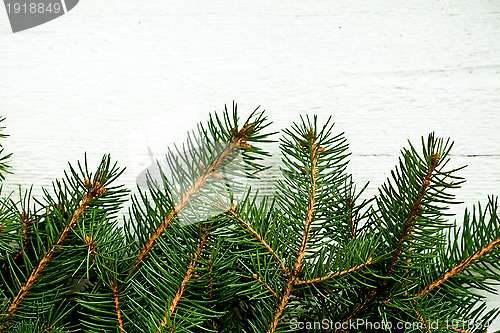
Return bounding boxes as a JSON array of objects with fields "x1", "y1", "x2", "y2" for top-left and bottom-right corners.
[{"x1": 0, "y1": 105, "x2": 499, "y2": 332}]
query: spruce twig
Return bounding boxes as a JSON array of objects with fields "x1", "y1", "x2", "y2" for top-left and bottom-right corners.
[
  {"x1": 3, "y1": 180, "x2": 102, "y2": 321},
  {"x1": 417, "y1": 236, "x2": 500, "y2": 297},
  {"x1": 155, "y1": 224, "x2": 210, "y2": 332},
  {"x1": 384, "y1": 153, "x2": 440, "y2": 277},
  {"x1": 130, "y1": 123, "x2": 255, "y2": 271},
  {"x1": 267, "y1": 130, "x2": 320, "y2": 333},
  {"x1": 0, "y1": 109, "x2": 499, "y2": 332}
]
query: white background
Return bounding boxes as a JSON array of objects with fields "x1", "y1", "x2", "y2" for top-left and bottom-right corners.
[{"x1": 1, "y1": 0, "x2": 499, "y2": 324}]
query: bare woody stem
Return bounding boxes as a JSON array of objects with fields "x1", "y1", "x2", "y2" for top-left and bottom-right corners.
[
  {"x1": 267, "y1": 132, "x2": 319, "y2": 333},
  {"x1": 156, "y1": 224, "x2": 210, "y2": 332},
  {"x1": 296, "y1": 257, "x2": 372, "y2": 284},
  {"x1": 130, "y1": 124, "x2": 254, "y2": 271},
  {"x1": 417, "y1": 236, "x2": 500, "y2": 297},
  {"x1": 384, "y1": 154, "x2": 440, "y2": 277},
  {"x1": 4, "y1": 180, "x2": 104, "y2": 320}
]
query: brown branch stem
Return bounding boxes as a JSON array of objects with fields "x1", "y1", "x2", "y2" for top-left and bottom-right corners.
[
  {"x1": 4, "y1": 182, "x2": 100, "y2": 320},
  {"x1": 208, "y1": 259, "x2": 217, "y2": 330},
  {"x1": 131, "y1": 124, "x2": 253, "y2": 271},
  {"x1": 111, "y1": 280, "x2": 124, "y2": 333},
  {"x1": 267, "y1": 132, "x2": 319, "y2": 333},
  {"x1": 413, "y1": 302, "x2": 432, "y2": 333},
  {"x1": 156, "y1": 224, "x2": 210, "y2": 331},
  {"x1": 384, "y1": 154, "x2": 439, "y2": 277},
  {"x1": 296, "y1": 257, "x2": 372, "y2": 284},
  {"x1": 417, "y1": 236, "x2": 500, "y2": 297},
  {"x1": 348, "y1": 200, "x2": 356, "y2": 239},
  {"x1": 333, "y1": 289, "x2": 377, "y2": 333},
  {"x1": 228, "y1": 209, "x2": 289, "y2": 276},
  {"x1": 252, "y1": 273, "x2": 278, "y2": 299},
  {"x1": 267, "y1": 277, "x2": 296, "y2": 333},
  {"x1": 11, "y1": 212, "x2": 33, "y2": 262}
]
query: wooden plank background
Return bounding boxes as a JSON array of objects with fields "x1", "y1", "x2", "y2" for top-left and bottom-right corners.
[{"x1": 1, "y1": 0, "x2": 499, "y2": 325}]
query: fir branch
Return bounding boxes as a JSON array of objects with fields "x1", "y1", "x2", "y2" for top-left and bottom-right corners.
[
  {"x1": 156, "y1": 224, "x2": 210, "y2": 331},
  {"x1": 228, "y1": 207, "x2": 289, "y2": 276},
  {"x1": 208, "y1": 260, "x2": 214, "y2": 301},
  {"x1": 76, "y1": 213, "x2": 129, "y2": 333},
  {"x1": 11, "y1": 212, "x2": 33, "y2": 261},
  {"x1": 208, "y1": 259, "x2": 217, "y2": 331},
  {"x1": 0, "y1": 116, "x2": 12, "y2": 181},
  {"x1": 131, "y1": 123, "x2": 254, "y2": 271},
  {"x1": 417, "y1": 236, "x2": 500, "y2": 297},
  {"x1": 403, "y1": 228, "x2": 416, "y2": 279},
  {"x1": 348, "y1": 289, "x2": 377, "y2": 320},
  {"x1": 0, "y1": 193, "x2": 30, "y2": 270},
  {"x1": 84, "y1": 235, "x2": 97, "y2": 261},
  {"x1": 348, "y1": 199, "x2": 356, "y2": 239},
  {"x1": 296, "y1": 257, "x2": 372, "y2": 284},
  {"x1": 3, "y1": 179, "x2": 104, "y2": 321},
  {"x1": 384, "y1": 153, "x2": 440, "y2": 277},
  {"x1": 293, "y1": 131, "x2": 319, "y2": 275},
  {"x1": 413, "y1": 301, "x2": 432, "y2": 333},
  {"x1": 334, "y1": 289, "x2": 377, "y2": 333},
  {"x1": 268, "y1": 277, "x2": 295, "y2": 333},
  {"x1": 2, "y1": 112, "x2": 499, "y2": 331},
  {"x1": 414, "y1": 308, "x2": 432, "y2": 333},
  {"x1": 251, "y1": 273, "x2": 278, "y2": 299},
  {"x1": 81, "y1": 230, "x2": 125, "y2": 332},
  {"x1": 267, "y1": 131, "x2": 319, "y2": 333}
]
